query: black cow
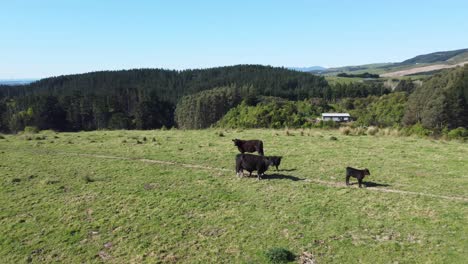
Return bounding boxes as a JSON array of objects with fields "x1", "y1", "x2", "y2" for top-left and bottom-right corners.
[
  {"x1": 235, "y1": 154, "x2": 272, "y2": 180},
  {"x1": 346, "y1": 167, "x2": 370, "y2": 188},
  {"x1": 232, "y1": 139, "x2": 264, "y2": 156},
  {"x1": 266, "y1": 156, "x2": 282, "y2": 171}
]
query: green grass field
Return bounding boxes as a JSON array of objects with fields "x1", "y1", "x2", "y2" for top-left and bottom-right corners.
[{"x1": 1, "y1": 129, "x2": 467, "y2": 263}]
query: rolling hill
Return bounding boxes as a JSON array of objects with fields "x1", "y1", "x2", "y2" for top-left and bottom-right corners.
[{"x1": 318, "y1": 48, "x2": 468, "y2": 77}]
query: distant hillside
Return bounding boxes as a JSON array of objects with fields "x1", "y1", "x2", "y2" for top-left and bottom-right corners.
[
  {"x1": 399, "y1": 48, "x2": 468, "y2": 65},
  {"x1": 289, "y1": 66, "x2": 327, "y2": 72},
  {"x1": 316, "y1": 48, "x2": 468, "y2": 77},
  {"x1": 381, "y1": 61, "x2": 468, "y2": 77},
  {"x1": 0, "y1": 79, "x2": 36, "y2": 86}
]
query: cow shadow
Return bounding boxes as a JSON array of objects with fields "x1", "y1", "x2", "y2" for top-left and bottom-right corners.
[
  {"x1": 277, "y1": 168, "x2": 297, "y2": 172},
  {"x1": 263, "y1": 173, "x2": 305, "y2": 181},
  {"x1": 364, "y1": 181, "x2": 391, "y2": 187},
  {"x1": 348, "y1": 181, "x2": 391, "y2": 187}
]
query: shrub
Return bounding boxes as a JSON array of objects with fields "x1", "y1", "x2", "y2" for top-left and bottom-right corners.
[
  {"x1": 265, "y1": 247, "x2": 295, "y2": 263},
  {"x1": 390, "y1": 129, "x2": 401, "y2": 137},
  {"x1": 339, "y1": 126, "x2": 351, "y2": 135},
  {"x1": 329, "y1": 136, "x2": 338, "y2": 141},
  {"x1": 317, "y1": 120, "x2": 339, "y2": 129},
  {"x1": 378, "y1": 128, "x2": 391, "y2": 136},
  {"x1": 83, "y1": 175, "x2": 95, "y2": 184},
  {"x1": 24, "y1": 126, "x2": 39, "y2": 134},
  {"x1": 404, "y1": 123, "x2": 432, "y2": 137},
  {"x1": 354, "y1": 127, "x2": 367, "y2": 136},
  {"x1": 41, "y1": 129, "x2": 57, "y2": 134},
  {"x1": 447, "y1": 127, "x2": 468, "y2": 140},
  {"x1": 367, "y1": 126, "x2": 379, "y2": 136}
]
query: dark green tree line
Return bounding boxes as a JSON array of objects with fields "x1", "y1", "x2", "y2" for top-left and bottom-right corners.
[{"x1": 403, "y1": 65, "x2": 468, "y2": 130}]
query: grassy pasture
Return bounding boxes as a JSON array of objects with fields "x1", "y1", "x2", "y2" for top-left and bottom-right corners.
[{"x1": 0, "y1": 129, "x2": 467, "y2": 263}]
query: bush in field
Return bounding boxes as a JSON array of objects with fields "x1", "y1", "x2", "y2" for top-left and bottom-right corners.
[
  {"x1": 339, "y1": 126, "x2": 352, "y2": 135},
  {"x1": 401, "y1": 123, "x2": 432, "y2": 137},
  {"x1": 354, "y1": 127, "x2": 367, "y2": 136},
  {"x1": 377, "y1": 127, "x2": 400, "y2": 136},
  {"x1": 24, "y1": 126, "x2": 39, "y2": 134},
  {"x1": 265, "y1": 247, "x2": 295, "y2": 263},
  {"x1": 316, "y1": 120, "x2": 339, "y2": 129},
  {"x1": 367, "y1": 126, "x2": 379, "y2": 136},
  {"x1": 447, "y1": 127, "x2": 468, "y2": 140}
]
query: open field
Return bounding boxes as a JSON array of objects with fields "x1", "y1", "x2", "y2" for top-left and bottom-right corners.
[
  {"x1": 1, "y1": 129, "x2": 467, "y2": 263},
  {"x1": 381, "y1": 61, "x2": 468, "y2": 77}
]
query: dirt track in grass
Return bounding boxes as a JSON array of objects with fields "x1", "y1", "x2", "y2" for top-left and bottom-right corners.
[{"x1": 59, "y1": 151, "x2": 468, "y2": 202}]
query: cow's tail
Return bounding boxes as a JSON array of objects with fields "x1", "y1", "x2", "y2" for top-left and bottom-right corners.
[{"x1": 259, "y1": 141, "x2": 264, "y2": 156}]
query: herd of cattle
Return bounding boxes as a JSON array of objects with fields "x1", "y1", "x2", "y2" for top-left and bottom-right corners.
[{"x1": 233, "y1": 138, "x2": 370, "y2": 187}]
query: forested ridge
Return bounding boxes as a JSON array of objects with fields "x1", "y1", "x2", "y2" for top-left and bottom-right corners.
[
  {"x1": 0, "y1": 65, "x2": 388, "y2": 132},
  {"x1": 0, "y1": 64, "x2": 467, "y2": 134}
]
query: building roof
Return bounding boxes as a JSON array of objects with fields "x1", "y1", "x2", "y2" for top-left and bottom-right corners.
[{"x1": 321, "y1": 113, "x2": 350, "y2": 117}]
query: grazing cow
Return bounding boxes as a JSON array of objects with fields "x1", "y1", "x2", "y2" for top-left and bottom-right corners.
[
  {"x1": 346, "y1": 167, "x2": 370, "y2": 188},
  {"x1": 232, "y1": 139, "x2": 264, "y2": 156},
  {"x1": 266, "y1": 156, "x2": 282, "y2": 171},
  {"x1": 235, "y1": 154, "x2": 273, "y2": 180}
]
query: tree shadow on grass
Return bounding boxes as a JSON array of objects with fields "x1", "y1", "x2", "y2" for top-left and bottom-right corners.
[{"x1": 263, "y1": 173, "x2": 305, "y2": 181}]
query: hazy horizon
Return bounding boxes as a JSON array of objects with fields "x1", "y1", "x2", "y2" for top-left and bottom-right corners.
[{"x1": 1, "y1": 0, "x2": 468, "y2": 79}]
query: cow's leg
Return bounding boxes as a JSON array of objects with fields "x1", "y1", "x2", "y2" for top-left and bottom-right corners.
[
  {"x1": 276, "y1": 165, "x2": 279, "y2": 171},
  {"x1": 358, "y1": 178, "x2": 363, "y2": 188},
  {"x1": 346, "y1": 175, "x2": 351, "y2": 186}
]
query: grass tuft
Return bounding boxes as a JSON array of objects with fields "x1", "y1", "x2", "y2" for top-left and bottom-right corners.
[
  {"x1": 265, "y1": 247, "x2": 295, "y2": 263},
  {"x1": 82, "y1": 175, "x2": 95, "y2": 184}
]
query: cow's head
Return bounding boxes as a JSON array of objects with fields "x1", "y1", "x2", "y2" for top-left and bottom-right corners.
[
  {"x1": 364, "y1": 169, "x2": 371, "y2": 176},
  {"x1": 232, "y1": 139, "x2": 240, "y2": 146},
  {"x1": 267, "y1": 156, "x2": 282, "y2": 166}
]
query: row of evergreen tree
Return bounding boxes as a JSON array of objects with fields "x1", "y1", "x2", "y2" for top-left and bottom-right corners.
[
  {"x1": 1, "y1": 64, "x2": 466, "y2": 133},
  {"x1": 177, "y1": 66, "x2": 468, "y2": 130},
  {"x1": 0, "y1": 65, "x2": 390, "y2": 132}
]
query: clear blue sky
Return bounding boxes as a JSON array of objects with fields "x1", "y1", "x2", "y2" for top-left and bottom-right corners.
[{"x1": 1, "y1": 0, "x2": 467, "y2": 78}]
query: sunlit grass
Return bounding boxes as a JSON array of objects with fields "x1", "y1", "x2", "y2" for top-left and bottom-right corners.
[{"x1": 0, "y1": 129, "x2": 467, "y2": 263}]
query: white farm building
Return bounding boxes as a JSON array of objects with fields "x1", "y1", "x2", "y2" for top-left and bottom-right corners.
[{"x1": 321, "y1": 113, "x2": 351, "y2": 122}]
